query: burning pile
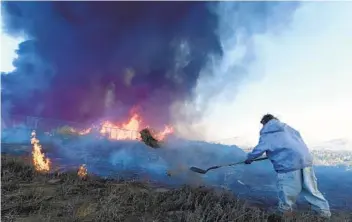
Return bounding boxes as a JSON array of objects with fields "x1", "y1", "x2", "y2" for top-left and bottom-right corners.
[{"x1": 30, "y1": 130, "x2": 51, "y2": 172}]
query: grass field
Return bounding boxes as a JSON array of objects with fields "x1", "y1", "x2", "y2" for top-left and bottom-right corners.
[{"x1": 1, "y1": 154, "x2": 351, "y2": 222}]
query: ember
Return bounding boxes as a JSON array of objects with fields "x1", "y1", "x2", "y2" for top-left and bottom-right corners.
[
  {"x1": 78, "y1": 164, "x2": 88, "y2": 179},
  {"x1": 31, "y1": 130, "x2": 51, "y2": 172},
  {"x1": 57, "y1": 126, "x2": 92, "y2": 136}
]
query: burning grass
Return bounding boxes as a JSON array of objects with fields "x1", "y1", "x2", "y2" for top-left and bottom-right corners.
[
  {"x1": 53, "y1": 110, "x2": 174, "y2": 142},
  {"x1": 30, "y1": 131, "x2": 51, "y2": 172},
  {"x1": 2, "y1": 154, "x2": 351, "y2": 222}
]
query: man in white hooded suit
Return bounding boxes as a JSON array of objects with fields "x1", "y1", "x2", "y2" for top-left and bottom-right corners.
[{"x1": 245, "y1": 114, "x2": 331, "y2": 218}]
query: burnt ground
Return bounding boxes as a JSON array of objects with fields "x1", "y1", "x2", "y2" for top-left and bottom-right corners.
[{"x1": 1, "y1": 154, "x2": 351, "y2": 222}]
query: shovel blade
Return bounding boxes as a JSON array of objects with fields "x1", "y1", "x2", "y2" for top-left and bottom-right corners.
[{"x1": 189, "y1": 167, "x2": 207, "y2": 174}]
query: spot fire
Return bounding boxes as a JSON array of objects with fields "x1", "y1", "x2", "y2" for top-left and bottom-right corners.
[{"x1": 31, "y1": 130, "x2": 51, "y2": 172}]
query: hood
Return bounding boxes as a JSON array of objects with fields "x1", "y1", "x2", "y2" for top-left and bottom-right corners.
[{"x1": 260, "y1": 119, "x2": 285, "y2": 135}]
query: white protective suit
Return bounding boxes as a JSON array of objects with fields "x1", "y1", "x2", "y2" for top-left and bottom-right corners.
[{"x1": 247, "y1": 119, "x2": 331, "y2": 218}]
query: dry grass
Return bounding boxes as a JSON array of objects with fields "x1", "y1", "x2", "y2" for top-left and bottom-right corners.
[{"x1": 1, "y1": 154, "x2": 351, "y2": 222}]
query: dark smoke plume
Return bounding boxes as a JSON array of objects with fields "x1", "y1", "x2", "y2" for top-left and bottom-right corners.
[{"x1": 1, "y1": 1, "x2": 222, "y2": 127}]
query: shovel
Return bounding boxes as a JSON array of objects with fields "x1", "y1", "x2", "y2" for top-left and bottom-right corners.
[{"x1": 189, "y1": 156, "x2": 269, "y2": 174}]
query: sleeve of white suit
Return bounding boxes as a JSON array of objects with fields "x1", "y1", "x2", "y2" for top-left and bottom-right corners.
[{"x1": 247, "y1": 136, "x2": 269, "y2": 160}]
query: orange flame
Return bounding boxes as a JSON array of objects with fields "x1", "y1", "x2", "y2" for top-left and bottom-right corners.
[
  {"x1": 31, "y1": 130, "x2": 51, "y2": 172},
  {"x1": 70, "y1": 110, "x2": 174, "y2": 141},
  {"x1": 100, "y1": 113, "x2": 141, "y2": 140},
  {"x1": 78, "y1": 164, "x2": 88, "y2": 179},
  {"x1": 153, "y1": 125, "x2": 174, "y2": 141}
]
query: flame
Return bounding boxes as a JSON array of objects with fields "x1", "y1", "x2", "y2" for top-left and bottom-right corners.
[
  {"x1": 67, "y1": 110, "x2": 173, "y2": 141},
  {"x1": 69, "y1": 127, "x2": 92, "y2": 135},
  {"x1": 57, "y1": 126, "x2": 92, "y2": 136},
  {"x1": 77, "y1": 128, "x2": 91, "y2": 135},
  {"x1": 153, "y1": 125, "x2": 174, "y2": 141},
  {"x1": 31, "y1": 130, "x2": 51, "y2": 172},
  {"x1": 78, "y1": 164, "x2": 88, "y2": 179},
  {"x1": 100, "y1": 113, "x2": 141, "y2": 140}
]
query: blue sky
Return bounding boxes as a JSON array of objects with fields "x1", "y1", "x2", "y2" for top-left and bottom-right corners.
[
  {"x1": 1, "y1": 2, "x2": 351, "y2": 147},
  {"x1": 0, "y1": 27, "x2": 24, "y2": 74}
]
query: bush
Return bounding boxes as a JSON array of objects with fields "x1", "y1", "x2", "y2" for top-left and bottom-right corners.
[{"x1": 140, "y1": 128, "x2": 161, "y2": 148}]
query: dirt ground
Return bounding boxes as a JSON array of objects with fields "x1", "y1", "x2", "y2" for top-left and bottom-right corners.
[{"x1": 1, "y1": 154, "x2": 351, "y2": 222}]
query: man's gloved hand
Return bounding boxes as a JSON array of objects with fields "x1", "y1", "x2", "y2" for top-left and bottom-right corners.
[{"x1": 244, "y1": 159, "x2": 253, "y2": 164}]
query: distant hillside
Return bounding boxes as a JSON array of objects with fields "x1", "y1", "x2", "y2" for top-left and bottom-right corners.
[{"x1": 311, "y1": 138, "x2": 352, "y2": 151}]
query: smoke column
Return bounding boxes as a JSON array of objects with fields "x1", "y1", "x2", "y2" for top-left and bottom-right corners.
[
  {"x1": 1, "y1": 2, "x2": 222, "y2": 127},
  {"x1": 172, "y1": 2, "x2": 299, "y2": 139}
]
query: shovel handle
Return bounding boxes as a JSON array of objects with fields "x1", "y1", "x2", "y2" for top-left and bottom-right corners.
[
  {"x1": 190, "y1": 156, "x2": 269, "y2": 174},
  {"x1": 226, "y1": 156, "x2": 268, "y2": 167},
  {"x1": 252, "y1": 156, "x2": 269, "y2": 162}
]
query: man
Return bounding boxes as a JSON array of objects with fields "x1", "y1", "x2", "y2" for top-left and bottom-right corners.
[{"x1": 245, "y1": 114, "x2": 331, "y2": 218}]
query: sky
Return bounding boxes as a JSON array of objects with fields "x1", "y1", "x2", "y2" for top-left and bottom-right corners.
[
  {"x1": 1, "y1": 2, "x2": 351, "y2": 147},
  {"x1": 180, "y1": 1, "x2": 352, "y2": 146},
  {"x1": 0, "y1": 22, "x2": 23, "y2": 73}
]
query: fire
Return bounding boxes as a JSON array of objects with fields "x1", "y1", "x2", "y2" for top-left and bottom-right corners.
[
  {"x1": 78, "y1": 164, "x2": 88, "y2": 179},
  {"x1": 31, "y1": 130, "x2": 51, "y2": 172},
  {"x1": 68, "y1": 110, "x2": 174, "y2": 141},
  {"x1": 57, "y1": 126, "x2": 92, "y2": 136},
  {"x1": 76, "y1": 128, "x2": 91, "y2": 135},
  {"x1": 153, "y1": 125, "x2": 174, "y2": 141},
  {"x1": 100, "y1": 113, "x2": 140, "y2": 140},
  {"x1": 68, "y1": 126, "x2": 92, "y2": 135},
  {"x1": 100, "y1": 112, "x2": 150, "y2": 140}
]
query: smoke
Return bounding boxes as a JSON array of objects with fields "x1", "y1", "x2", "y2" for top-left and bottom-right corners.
[
  {"x1": 1, "y1": 2, "x2": 222, "y2": 126},
  {"x1": 176, "y1": 1, "x2": 352, "y2": 143},
  {"x1": 172, "y1": 2, "x2": 300, "y2": 139}
]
